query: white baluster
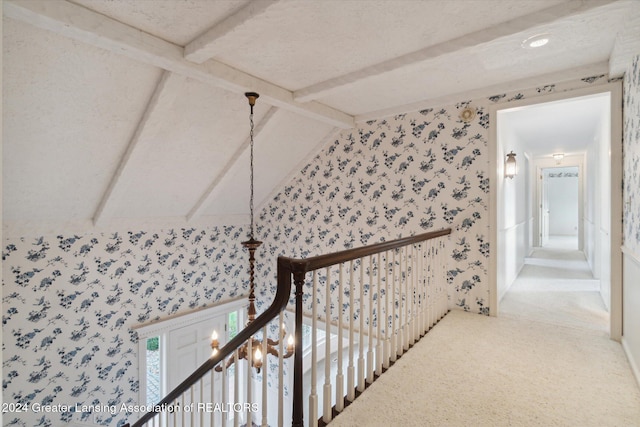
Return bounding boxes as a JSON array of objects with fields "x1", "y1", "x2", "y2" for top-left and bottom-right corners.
[
  {"x1": 247, "y1": 338, "x2": 252, "y2": 427},
  {"x1": 383, "y1": 251, "x2": 391, "y2": 369},
  {"x1": 367, "y1": 256, "x2": 374, "y2": 383},
  {"x1": 323, "y1": 267, "x2": 332, "y2": 423},
  {"x1": 357, "y1": 259, "x2": 365, "y2": 392},
  {"x1": 411, "y1": 245, "x2": 420, "y2": 344},
  {"x1": 214, "y1": 369, "x2": 216, "y2": 427},
  {"x1": 199, "y1": 379, "x2": 204, "y2": 427},
  {"x1": 181, "y1": 392, "x2": 186, "y2": 427},
  {"x1": 262, "y1": 325, "x2": 268, "y2": 427},
  {"x1": 336, "y1": 264, "x2": 344, "y2": 412},
  {"x1": 173, "y1": 397, "x2": 178, "y2": 427},
  {"x1": 441, "y1": 239, "x2": 447, "y2": 318},
  {"x1": 221, "y1": 357, "x2": 227, "y2": 427},
  {"x1": 278, "y1": 312, "x2": 284, "y2": 427},
  {"x1": 233, "y1": 351, "x2": 239, "y2": 427},
  {"x1": 409, "y1": 245, "x2": 415, "y2": 346},
  {"x1": 375, "y1": 252, "x2": 383, "y2": 376},
  {"x1": 390, "y1": 250, "x2": 397, "y2": 363},
  {"x1": 403, "y1": 247, "x2": 410, "y2": 352},
  {"x1": 347, "y1": 261, "x2": 355, "y2": 402},
  {"x1": 420, "y1": 243, "x2": 426, "y2": 336},
  {"x1": 310, "y1": 271, "x2": 319, "y2": 426},
  {"x1": 398, "y1": 247, "x2": 405, "y2": 356},
  {"x1": 429, "y1": 240, "x2": 436, "y2": 329},
  {"x1": 436, "y1": 239, "x2": 441, "y2": 320}
]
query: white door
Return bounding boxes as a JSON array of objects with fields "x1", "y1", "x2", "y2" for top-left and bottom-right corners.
[
  {"x1": 541, "y1": 171, "x2": 550, "y2": 247},
  {"x1": 166, "y1": 314, "x2": 227, "y2": 427}
]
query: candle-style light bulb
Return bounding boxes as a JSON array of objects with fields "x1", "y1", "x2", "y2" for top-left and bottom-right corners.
[
  {"x1": 254, "y1": 347, "x2": 263, "y2": 372},
  {"x1": 210, "y1": 330, "x2": 219, "y2": 350},
  {"x1": 287, "y1": 334, "x2": 294, "y2": 352}
]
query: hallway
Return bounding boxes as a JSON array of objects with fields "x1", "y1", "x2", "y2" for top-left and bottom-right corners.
[{"x1": 500, "y1": 237, "x2": 609, "y2": 335}]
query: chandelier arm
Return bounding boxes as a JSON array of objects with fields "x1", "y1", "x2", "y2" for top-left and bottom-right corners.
[
  {"x1": 266, "y1": 346, "x2": 282, "y2": 358},
  {"x1": 266, "y1": 337, "x2": 282, "y2": 346}
]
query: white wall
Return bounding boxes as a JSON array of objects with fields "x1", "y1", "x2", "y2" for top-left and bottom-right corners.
[
  {"x1": 583, "y1": 97, "x2": 613, "y2": 308},
  {"x1": 496, "y1": 120, "x2": 531, "y2": 303},
  {"x1": 584, "y1": 142, "x2": 598, "y2": 274}
]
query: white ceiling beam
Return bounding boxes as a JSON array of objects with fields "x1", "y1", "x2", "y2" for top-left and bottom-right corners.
[
  {"x1": 187, "y1": 106, "x2": 278, "y2": 221},
  {"x1": 3, "y1": 0, "x2": 354, "y2": 129},
  {"x1": 293, "y1": 0, "x2": 618, "y2": 103},
  {"x1": 355, "y1": 61, "x2": 610, "y2": 123},
  {"x1": 93, "y1": 70, "x2": 176, "y2": 226},
  {"x1": 609, "y1": 10, "x2": 640, "y2": 78},
  {"x1": 184, "y1": 0, "x2": 282, "y2": 64}
]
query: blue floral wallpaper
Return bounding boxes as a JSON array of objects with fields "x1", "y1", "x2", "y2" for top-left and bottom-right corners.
[
  {"x1": 624, "y1": 55, "x2": 640, "y2": 255},
  {"x1": 2, "y1": 73, "x2": 619, "y2": 427}
]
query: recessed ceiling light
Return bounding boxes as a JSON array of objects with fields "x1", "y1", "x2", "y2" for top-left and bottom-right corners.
[{"x1": 522, "y1": 33, "x2": 551, "y2": 49}]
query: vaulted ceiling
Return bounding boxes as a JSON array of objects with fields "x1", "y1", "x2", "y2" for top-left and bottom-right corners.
[{"x1": 3, "y1": 0, "x2": 640, "y2": 234}]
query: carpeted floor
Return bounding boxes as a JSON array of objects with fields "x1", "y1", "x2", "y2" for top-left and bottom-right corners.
[
  {"x1": 329, "y1": 245, "x2": 640, "y2": 427},
  {"x1": 500, "y1": 246, "x2": 608, "y2": 335}
]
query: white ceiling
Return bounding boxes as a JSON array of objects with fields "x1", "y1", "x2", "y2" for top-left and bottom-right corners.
[
  {"x1": 3, "y1": 0, "x2": 640, "y2": 232},
  {"x1": 500, "y1": 92, "x2": 611, "y2": 158}
]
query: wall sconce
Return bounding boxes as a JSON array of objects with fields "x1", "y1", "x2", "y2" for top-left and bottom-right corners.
[{"x1": 505, "y1": 151, "x2": 517, "y2": 179}]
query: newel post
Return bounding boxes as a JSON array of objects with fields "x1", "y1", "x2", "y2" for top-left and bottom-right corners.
[{"x1": 291, "y1": 262, "x2": 308, "y2": 427}]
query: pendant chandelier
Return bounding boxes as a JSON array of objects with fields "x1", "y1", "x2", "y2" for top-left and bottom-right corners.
[{"x1": 210, "y1": 92, "x2": 294, "y2": 373}]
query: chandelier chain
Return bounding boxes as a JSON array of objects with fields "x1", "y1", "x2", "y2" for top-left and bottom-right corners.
[{"x1": 249, "y1": 103, "x2": 255, "y2": 239}]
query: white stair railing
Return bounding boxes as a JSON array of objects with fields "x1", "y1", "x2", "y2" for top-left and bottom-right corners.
[{"x1": 295, "y1": 230, "x2": 450, "y2": 427}]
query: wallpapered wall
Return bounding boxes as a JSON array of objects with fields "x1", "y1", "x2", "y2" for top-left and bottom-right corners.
[
  {"x1": 2, "y1": 73, "x2": 617, "y2": 427},
  {"x1": 624, "y1": 55, "x2": 640, "y2": 254},
  {"x1": 2, "y1": 227, "x2": 249, "y2": 426}
]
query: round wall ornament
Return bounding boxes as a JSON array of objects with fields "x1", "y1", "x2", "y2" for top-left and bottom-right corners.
[{"x1": 460, "y1": 107, "x2": 476, "y2": 122}]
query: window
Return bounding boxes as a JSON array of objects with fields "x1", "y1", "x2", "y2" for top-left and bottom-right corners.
[{"x1": 145, "y1": 336, "x2": 161, "y2": 405}]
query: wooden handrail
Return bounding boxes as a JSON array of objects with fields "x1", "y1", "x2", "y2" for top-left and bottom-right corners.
[
  {"x1": 282, "y1": 228, "x2": 452, "y2": 273},
  {"x1": 125, "y1": 228, "x2": 450, "y2": 427}
]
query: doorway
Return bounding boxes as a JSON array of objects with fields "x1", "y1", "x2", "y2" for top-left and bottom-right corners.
[
  {"x1": 540, "y1": 166, "x2": 580, "y2": 250},
  {"x1": 489, "y1": 82, "x2": 623, "y2": 340}
]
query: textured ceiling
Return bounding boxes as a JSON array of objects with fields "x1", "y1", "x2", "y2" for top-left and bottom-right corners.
[{"x1": 3, "y1": 0, "x2": 640, "y2": 233}]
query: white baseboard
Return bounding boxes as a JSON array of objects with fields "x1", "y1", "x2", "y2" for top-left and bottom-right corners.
[{"x1": 622, "y1": 336, "x2": 640, "y2": 389}]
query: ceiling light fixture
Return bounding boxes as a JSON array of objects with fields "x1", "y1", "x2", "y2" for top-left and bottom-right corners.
[
  {"x1": 522, "y1": 33, "x2": 550, "y2": 49},
  {"x1": 553, "y1": 153, "x2": 564, "y2": 164}
]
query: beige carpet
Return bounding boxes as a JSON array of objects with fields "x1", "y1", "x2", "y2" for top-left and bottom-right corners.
[
  {"x1": 500, "y1": 247, "x2": 608, "y2": 335},
  {"x1": 330, "y1": 246, "x2": 640, "y2": 427}
]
